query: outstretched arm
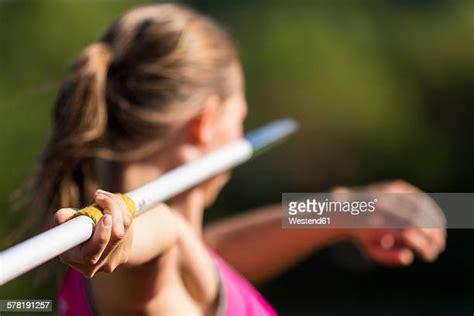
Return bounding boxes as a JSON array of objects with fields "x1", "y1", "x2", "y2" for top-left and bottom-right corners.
[
  {"x1": 204, "y1": 204, "x2": 349, "y2": 284},
  {"x1": 204, "y1": 180, "x2": 446, "y2": 285}
]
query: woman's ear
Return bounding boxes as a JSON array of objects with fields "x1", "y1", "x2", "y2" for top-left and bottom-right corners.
[{"x1": 188, "y1": 95, "x2": 221, "y2": 146}]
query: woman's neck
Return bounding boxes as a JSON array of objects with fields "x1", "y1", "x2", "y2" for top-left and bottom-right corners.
[{"x1": 98, "y1": 159, "x2": 206, "y2": 235}]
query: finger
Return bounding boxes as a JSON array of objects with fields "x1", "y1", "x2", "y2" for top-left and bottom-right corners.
[
  {"x1": 425, "y1": 228, "x2": 446, "y2": 253},
  {"x1": 59, "y1": 247, "x2": 84, "y2": 265},
  {"x1": 379, "y1": 233, "x2": 396, "y2": 250},
  {"x1": 71, "y1": 264, "x2": 98, "y2": 279},
  {"x1": 332, "y1": 186, "x2": 350, "y2": 193},
  {"x1": 58, "y1": 215, "x2": 111, "y2": 266},
  {"x1": 103, "y1": 190, "x2": 132, "y2": 229},
  {"x1": 51, "y1": 208, "x2": 77, "y2": 227},
  {"x1": 397, "y1": 229, "x2": 437, "y2": 261},
  {"x1": 95, "y1": 190, "x2": 125, "y2": 239},
  {"x1": 80, "y1": 214, "x2": 112, "y2": 265},
  {"x1": 98, "y1": 255, "x2": 123, "y2": 273},
  {"x1": 417, "y1": 228, "x2": 445, "y2": 255},
  {"x1": 61, "y1": 261, "x2": 98, "y2": 279},
  {"x1": 94, "y1": 191, "x2": 126, "y2": 261},
  {"x1": 364, "y1": 245, "x2": 414, "y2": 267},
  {"x1": 379, "y1": 229, "x2": 442, "y2": 259},
  {"x1": 65, "y1": 263, "x2": 90, "y2": 277},
  {"x1": 97, "y1": 189, "x2": 132, "y2": 231},
  {"x1": 377, "y1": 180, "x2": 419, "y2": 193},
  {"x1": 110, "y1": 193, "x2": 133, "y2": 229},
  {"x1": 437, "y1": 228, "x2": 447, "y2": 252}
]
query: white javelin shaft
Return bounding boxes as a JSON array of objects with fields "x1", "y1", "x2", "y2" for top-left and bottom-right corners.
[
  {"x1": 0, "y1": 118, "x2": 297, "y2": 286},
  {"x1": 0, "y1": 140, "x2": 251, "y2": 286},
  {"x1": 128, "y1": 140, "x2": 253, "y2": 214},
  {"x1": 0, "y1": 216, "x2": 95, "y2": 286}
]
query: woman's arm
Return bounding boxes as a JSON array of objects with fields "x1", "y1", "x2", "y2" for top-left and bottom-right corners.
[
  {"x1": 204, "y1": 180, "x2": 446, "y2": 285},
  {"x1": 53, "y1": 190, "x2": 180, "y2": 276},
  {"x1": 54, "y1": 189, "x2": 219, "y2": 314},
  {"x1": 204, "y1": 204, "x2": 350, "y2": 284},
  {"x1": 126, "y1": 204, "x2": 179, "y2": 266}
]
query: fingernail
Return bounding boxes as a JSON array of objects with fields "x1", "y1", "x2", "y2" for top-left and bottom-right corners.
[{"x1": 103, "y1": 215, "x2": 112, "y2": 227}]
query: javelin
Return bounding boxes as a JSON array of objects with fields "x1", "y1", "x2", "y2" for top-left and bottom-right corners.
[{"x1": 0, "y1": 118, "x2": 298, "y2": 286}]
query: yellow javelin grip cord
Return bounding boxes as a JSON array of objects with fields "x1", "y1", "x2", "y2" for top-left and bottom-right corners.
[{"x1": 70, "y1": 193, "x2": 136, "y2": 225}]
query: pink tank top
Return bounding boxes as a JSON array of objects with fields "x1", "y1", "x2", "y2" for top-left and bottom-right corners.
[{"x1": 58, "y1": 249, "x2": 277, "y2": 316}]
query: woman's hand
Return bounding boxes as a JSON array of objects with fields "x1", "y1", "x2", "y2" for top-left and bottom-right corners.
[
  {"x1": 51, "y1": 189, "x2": 134, "y2": 278},
  {"x1": 335, "y1": 180, "x2": 446, "y2": 267}
]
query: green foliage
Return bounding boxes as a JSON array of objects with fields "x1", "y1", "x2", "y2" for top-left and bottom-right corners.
[{"x1": 1, "y1": 0, "x2": 474, "y2": 304}]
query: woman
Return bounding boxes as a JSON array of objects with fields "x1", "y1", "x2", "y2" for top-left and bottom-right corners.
[{"x1": 26, "y1": 4, "x2": 445, "y2": 315}]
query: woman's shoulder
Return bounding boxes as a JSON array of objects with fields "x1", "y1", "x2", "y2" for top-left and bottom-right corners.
[{"x1": 206, "y1": 248, "x2": 277, "y2": 316}]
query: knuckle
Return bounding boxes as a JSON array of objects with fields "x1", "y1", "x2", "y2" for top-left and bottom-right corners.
[
  {"x1": 425, "y1": 250, "x2": 436, "y2": 261},
  {"x1": 392, "y1": 179, "x2": 408, "y2": 187},
  {"x1": 395, "y1": 179, "x2": 407, "y2": 184},
  {"x1": 387, "y1": 180, "x2": 413, "y2": 192},
  {"x1": 113, "y1": 228, "x2": 125, "y2": 239},
  {"x1": 83, "y1": 269, "x2": 95, "y2": 279},
  {"x1": 409, "y1": 213, "x2": 421, "y2": 227},
  {"x1": 83, "y1": 254, "x2": 99, "y2": 265},
  {"x1": 434, "y1": 210, "x2": 447, "y2": 226},
  {"x1": 332, "y1": 186, "x2": 349, "y2": 193},
  {"x1": 400, "y1": 229, "x2": 412, "y2": 241},
  {"x1": 123, "y1": 215, "x2": 133, "y2": 229},
  {"x1": 122, "y1": 253, "x2": 129, "y2": 265},
  {"x1": 109, "y1": 194, "x2": 121, "y2": 203},
  {"x1": 101, "y1": 263, "x2": 115, "y2": 273},
  {"x1": 123, "y1": 220, "x2": 131, "y2": 230}
]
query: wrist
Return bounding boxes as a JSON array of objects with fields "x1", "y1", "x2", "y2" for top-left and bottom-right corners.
[{"x1": 306, "y1": 228, "x2": 353, "y2": 246}]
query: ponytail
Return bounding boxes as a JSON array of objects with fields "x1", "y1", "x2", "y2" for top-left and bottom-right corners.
[
  {"x1": 15, "y1": 3, "x2": 240, "y2": 236},
  {"x1": 19, "y1": 42, "x2": 113, "y2": 233}
]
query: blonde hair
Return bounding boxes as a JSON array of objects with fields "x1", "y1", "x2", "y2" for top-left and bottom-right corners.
[{"x1": 20, "y1": 3, "x2": 238, "y2": 232}]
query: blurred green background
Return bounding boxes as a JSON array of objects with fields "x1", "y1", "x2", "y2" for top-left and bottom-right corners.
[{"x1": 1, "y1": 0, "x2": 474, "y2": 314}]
